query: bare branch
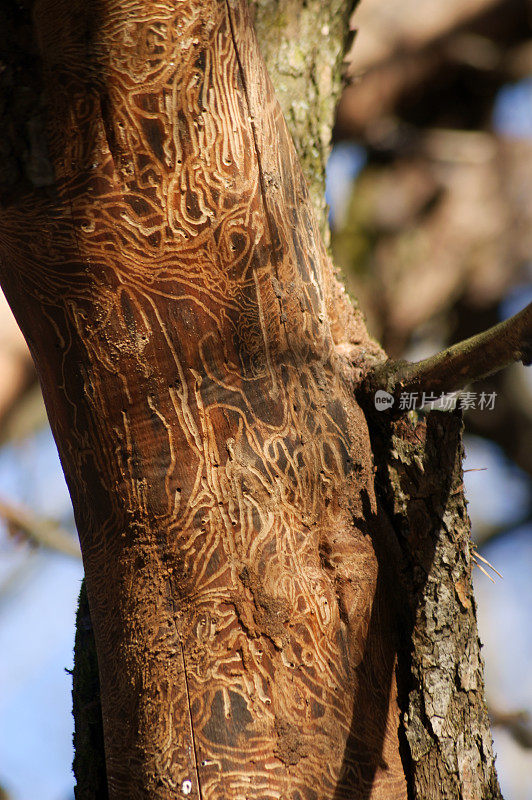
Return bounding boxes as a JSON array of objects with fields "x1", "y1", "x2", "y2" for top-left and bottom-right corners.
[
  {"x1": 490, "y1": 708, "x2": 532, "y2": 750},
  {"x1": 0, "y1": 497, "x2": 81, "y2": 559},
  {"x1": 362, "y1": 301, "x2": 532, "y2": 403}
]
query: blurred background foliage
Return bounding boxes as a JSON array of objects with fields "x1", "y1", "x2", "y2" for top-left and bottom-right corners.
[{"x1": 0, "y1": 0, "x2": 531, "y2": 797}]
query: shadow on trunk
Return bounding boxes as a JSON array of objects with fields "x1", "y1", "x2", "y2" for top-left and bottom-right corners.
[{"x1": 333, "y1": 408, "x2": 464, "y2": 798}]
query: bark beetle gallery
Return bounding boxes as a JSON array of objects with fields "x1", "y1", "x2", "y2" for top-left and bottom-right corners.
[{"x1": 1, "y1": 0, "x2": 527, "y2": 798}]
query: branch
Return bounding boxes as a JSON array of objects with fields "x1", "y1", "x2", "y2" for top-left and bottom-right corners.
[
  {"x1": 361, "y1": 302, "x2": 532, "y2": 404},
  {"x1": 0, "y1": 497, "x2": 81, "y2": 559},
  {"x1": 490, "y1": 708, "x2": 532, "y2": 749}
]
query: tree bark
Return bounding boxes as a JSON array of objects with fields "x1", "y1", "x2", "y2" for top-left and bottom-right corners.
[
  {"x1": 364, "y1": 408, "x2": 502, "y2": 800},
  {"x1": 0, "y1": 1, "x2": 501, "y2": 799},
  {"x1": 251, "y1": 0, "x2": 357, "y2": 244}
]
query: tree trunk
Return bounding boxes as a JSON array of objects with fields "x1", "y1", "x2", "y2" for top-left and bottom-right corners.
[{"x1": 0, "y1": 1, "x2": 501, "y2": 799}]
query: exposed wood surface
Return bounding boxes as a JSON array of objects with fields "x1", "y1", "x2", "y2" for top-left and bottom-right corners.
[
  {"x1": 0, "y1": 1, "x2": 404, "y2": 797},
  {"x1": 0, "y1": 1, "x2": 505, "y2": 798}
]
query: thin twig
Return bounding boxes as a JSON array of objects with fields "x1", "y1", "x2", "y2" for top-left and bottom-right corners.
[
  {"x1": 474, "y1": 561, "x2": 496, "y2": 583},
  {"x1": 0, "y1": 497, "x2": 81, "y2": 559}
]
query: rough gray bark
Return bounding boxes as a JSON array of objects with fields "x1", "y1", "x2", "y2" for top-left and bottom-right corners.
[
  {"x1": 365, "y1": 408, "x2": 502, "y2": 799},
  {"x1": 72, "y1": 583, "x2": 108, "y2": 800}
]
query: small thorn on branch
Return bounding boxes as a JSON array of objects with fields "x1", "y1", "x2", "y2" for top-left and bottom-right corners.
[
  {"x1": 360, "y1": 301, "x2": 532, "y2": 408},
  {"x1": 471, "y1": 545, "x2": 503, "y2": 581}
]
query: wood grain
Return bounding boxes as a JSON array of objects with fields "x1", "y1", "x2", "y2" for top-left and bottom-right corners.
[{"x1": 0, "y1": 1, "x2": 405, "y2": 797}]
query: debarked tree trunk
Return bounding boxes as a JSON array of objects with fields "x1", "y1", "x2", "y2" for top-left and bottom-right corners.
[{"x1": 0, "y1": 1, "x2": 501, "y2": 799}]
